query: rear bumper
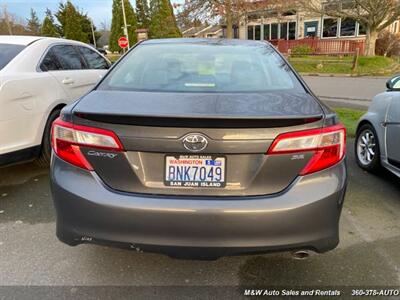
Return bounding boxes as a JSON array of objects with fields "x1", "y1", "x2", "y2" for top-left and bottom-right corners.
[{"x1": 51, "y1": 155, "x2": 347, "y2": 259}]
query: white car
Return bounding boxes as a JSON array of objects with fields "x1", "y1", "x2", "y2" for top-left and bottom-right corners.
[{"x1": 0, "y1": 36, "x2": 110, "y2": 167}]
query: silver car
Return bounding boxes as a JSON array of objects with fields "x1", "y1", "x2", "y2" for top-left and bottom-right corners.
[
  {"x1": 50, "y1": 39, "x2": 347, "y2": 259},
  {"x1": 355, "y1": 75, "x2": 400, "y2": 178}
]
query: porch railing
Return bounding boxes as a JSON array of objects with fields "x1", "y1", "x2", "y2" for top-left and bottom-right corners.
[{"x1": 268, "y1": 38, "x2": 365, "y2": 55}]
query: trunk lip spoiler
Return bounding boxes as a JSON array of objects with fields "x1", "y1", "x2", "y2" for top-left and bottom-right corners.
[{"x1": 72, "y1": 112, "x2": 324, "y2": 129}]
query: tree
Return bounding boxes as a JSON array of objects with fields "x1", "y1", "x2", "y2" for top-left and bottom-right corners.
[
  {"x1": 136, "y1": 0, "x2": 150, "y2": 28},
  {"x1": 0, "y1": 4, "x2": 32, "y2": 35},
  {"x1": 80, "y1": 15, "x2": 101, "y2": 45},
  {"x1": 149, "y1": 0, "x2": 181, "y2": 38},
  {"x1": 1, "y1": 4, "x2": 14, "y2": 34},
  {"x1": 181, "y1": 0, "x2": 247, "y2": 39},
  {"x1": 55, "y1": 1, "x2": 95, "y2": 43},
  {"x1": 41, "y1": 8, "x2": 59, "y2": 37},
  {"x1": 176, "y1": 3, "x2": 204, "y2": 29},
  {"x1": 63, "y1": 2, "x2": 88, "y2": 42},
  {"x1": 376, "y1": 31, "x2": 400, "y2": 57},
  {"x1": 300, "y1": 0, "x2": 400, "y2": 56},
  {"x1": 26, "y1": 8, "x2": 41, "y2": 35},
  {"x1": 182, "y1": 0, "x2": 294, "y2": 39},
  {"x1": 109, "y1": 0, "x2": 138, "y2": 52}
]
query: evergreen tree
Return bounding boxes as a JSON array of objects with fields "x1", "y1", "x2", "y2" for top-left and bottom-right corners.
[
  {"x1": 41, "y1": 8, "x2": 59, "y2": 37},
  {"x1": 80, "y1": 14, "x2": 101, "y2": 45},
  {"x1": 149, "y1": 0, "x2": 181, "y2": 39},
  {"x1": 55, "y1": 1, "x2": 89, "y2": 42},
  {"x1": 136, "y1": 0, "x2": 150, "y2": 29},
  {"x1": 109, "y1": 0, "x2": 137, "y2": 52},
  {"x1": 26, "y1": 8, "x2": 41, "y2": 35}
]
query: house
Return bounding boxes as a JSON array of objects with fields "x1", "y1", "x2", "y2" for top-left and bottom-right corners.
[
  {"x1": 97, "y1": 30, "x2": 110, "y2": 49},
  {"x1": 240, "y1": 0, "x2": 400, "y2": 41},
  {"x1": 182, "y1": 25, "x2": 224, "y2": 38}
]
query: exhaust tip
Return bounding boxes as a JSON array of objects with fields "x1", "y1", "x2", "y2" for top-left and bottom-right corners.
[{"x1": 292, "y1": 250, "x2": 312, "y2": 260}]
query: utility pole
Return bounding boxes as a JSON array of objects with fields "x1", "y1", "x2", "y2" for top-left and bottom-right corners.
[
  {"x1": 90, "y1": 19, "x2": 97, "y2": 48},
  {"x1": 121, "y1": 0, "x2": 130, "y2": 49}
]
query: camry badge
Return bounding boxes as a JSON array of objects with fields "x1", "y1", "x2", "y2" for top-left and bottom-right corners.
[{"x1": 182, "y1": 134, "x2": 208, "y2": 152}]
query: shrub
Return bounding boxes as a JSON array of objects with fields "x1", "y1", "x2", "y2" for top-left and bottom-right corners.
[
  {"x1": 376, "y1": 31, "x2": 400, "y2": 57},
  {"x1": 291, "y1": 44, "x2": 314, "y2": 56}
]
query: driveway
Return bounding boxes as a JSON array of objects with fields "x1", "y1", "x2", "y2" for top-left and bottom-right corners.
[
  {"x1": 303, "y1": 76, "x2": 389, "y2": 110},
  {"x1": 0, "y1": 140, "x2": 399, "y2": 298}
]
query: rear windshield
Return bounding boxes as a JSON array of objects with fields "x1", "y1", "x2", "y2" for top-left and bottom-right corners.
[
  {"x1": 0, "y1": 44, "x2": 25, "y2": 70},
  {"x1": 99, "y1": 43, "x2": 304, "y2": 93}
]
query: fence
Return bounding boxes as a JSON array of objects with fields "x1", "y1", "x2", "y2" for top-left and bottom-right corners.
[{"x1": 269, "y1": 38, "x2": 365, "y2": 56}]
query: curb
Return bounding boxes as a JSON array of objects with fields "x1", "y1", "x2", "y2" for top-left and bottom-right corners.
[
  {"x1": 318, "y1": 95, "x2": 371, "y2": 102},
  {"x1": 300, "y1": 73, "x2": 354, "y2": 77},
  {"x1": 300, "y1": 73, "x2": 392, "y2": 78}
]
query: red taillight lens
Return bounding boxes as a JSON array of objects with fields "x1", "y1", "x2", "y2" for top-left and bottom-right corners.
[
  {"x1": 267, "y1": 124, "x2": 346, "y2": 175},
  {"x1": 51, "y1": 118, "x2": 124, "y2": 170}
]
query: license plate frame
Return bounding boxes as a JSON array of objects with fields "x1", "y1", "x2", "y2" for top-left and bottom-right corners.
[{"x1": 164, "y1": 154, "x2": 226, "y2": 188}]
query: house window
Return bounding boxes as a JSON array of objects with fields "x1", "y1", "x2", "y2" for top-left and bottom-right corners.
[
  {"x1": 280, "y1": 23, "x2": 288, "y2": 40},
  {"x1": 264, "y1": 24, "x2": 270, "y2": 40},
  {"x1": 340, "y1": 18, "x2": 356, "y2": 36},
  {"x1": 255, "y1": 25, "x2": 261, "y2": 40},
  {"x1": 271, "y1": 23, "x2": 279, "y2": 39},
  {"x1": 233, "y1": 27, "x2": 239, "y2": 39},
  {"x1": 288, "y1": 22, "x2": 296, "y2": 39},
  {"x1": 358, "y1": 22, "x2": 367, "y2": 35},
  {"x1": 323, "y1": 18, "x2": 338, "y2": 38},
  {"x1": 247, "y1": 26, "x2": 254, "y2": 40},
  {"x1": 278, "y1": 22, "x2": 296, "y2": 40},
  {"x1": 304, "y1": 21, "x2": 318, "y2": 37}
]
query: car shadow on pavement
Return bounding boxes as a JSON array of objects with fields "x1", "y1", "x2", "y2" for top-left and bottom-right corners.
[
  {"x1": 0, "y1": 162, "x2": 53, "y2": 224},
  {"x1": 0, "y1": 162, "x2": 48, "y2": 186}
]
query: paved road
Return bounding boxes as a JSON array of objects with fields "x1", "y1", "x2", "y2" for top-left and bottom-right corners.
[
  {"x1": 303, "y1": 76, "x2": 389, "y2": 110},
  {"x1": 0, "y1": 141, "x2": 399, "y2": 298}
]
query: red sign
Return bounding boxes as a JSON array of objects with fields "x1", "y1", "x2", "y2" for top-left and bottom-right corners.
[{"x1": 118, "y1": 36, "x2": 129, "y2": 49}]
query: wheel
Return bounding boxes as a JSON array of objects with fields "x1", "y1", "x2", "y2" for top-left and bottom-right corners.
[
  {"x1": 35, "y1": 109, "x2": 61, "y2": 168},
  {"x1": 355, "y1": 123, "x2": 381, "y2": 172}
]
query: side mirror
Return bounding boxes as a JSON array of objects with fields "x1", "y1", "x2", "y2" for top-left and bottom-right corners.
[{"x1": 386, "y1": 75, "x2": 400, "y2": 91}]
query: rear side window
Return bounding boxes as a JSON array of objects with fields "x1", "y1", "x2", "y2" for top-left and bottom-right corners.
[
  {"x1": 40, "y1": 48, "x2": 61, "y2": 71},
  {"x1": 78, "y1": 46, "x2": 109, "y2": 69},
  {"x1": 99, "y1": 43, "x2": 303, "y2": 93},
  {"x1": 0, "y1": 44, "x2": 25, "y2": 70},
  {"x1": 51, "y1": 45, "x2": 85, "y2": 70}
]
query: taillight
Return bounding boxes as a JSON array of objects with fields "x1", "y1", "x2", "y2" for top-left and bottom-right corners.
[
  {"x1": 51, "y1": 118, "x2": 124, "y2": 170},
  {"x1": 267, "y1": 124, "x2": 346, "y2": 175}
]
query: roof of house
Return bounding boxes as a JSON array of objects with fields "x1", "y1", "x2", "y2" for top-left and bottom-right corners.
[
  {"x1": 182, "y1": 25, "x2": 209, "y2": 37},
  {"x1": 182, "y1": 25, "x2": 224, "y2": 37},
  {"x1": 201, "y1": 25, "x2": 223, "y2": 35},
  {"x1": 97, "y1": 31, "x2": 110, "y2": 47}
]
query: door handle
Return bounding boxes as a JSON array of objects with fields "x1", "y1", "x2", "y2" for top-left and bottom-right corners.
[{"x1": 62, "y1": 78, "x2": 74, "y2": 85}]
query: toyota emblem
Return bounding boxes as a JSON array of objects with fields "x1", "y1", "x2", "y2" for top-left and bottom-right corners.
[{"x1": 182, "y1": 134, "x2": 208, "y2": 152}]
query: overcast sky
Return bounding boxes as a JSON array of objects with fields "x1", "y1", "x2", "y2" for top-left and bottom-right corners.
[{"x1": 1, "y1": 0, "x2": 183, "y2": 29}]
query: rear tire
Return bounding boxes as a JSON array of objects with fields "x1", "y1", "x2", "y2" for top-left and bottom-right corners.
[
  {"x1": 355, "y1": 123, "x2": 381, "y2": 173},
  {"x1": 35, "y1": 109, "x2": 61, "y2": 168}
]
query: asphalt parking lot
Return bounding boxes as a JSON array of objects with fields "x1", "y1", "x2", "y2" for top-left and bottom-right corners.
[
  {"x1": 0, "y1": 140, "x2": 399, "y2": 296},
  {"x1": 303, "y1": 76, "x2": 388, "y2": 109}
]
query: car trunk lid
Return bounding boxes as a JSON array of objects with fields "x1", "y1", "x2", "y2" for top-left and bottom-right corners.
[{"x1": 71, "y1": 90, "x2": 324, "y2": 197}]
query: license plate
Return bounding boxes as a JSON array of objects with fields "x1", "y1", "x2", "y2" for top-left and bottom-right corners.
[{"x1": 165, "y1": 155, "x2": 226, "y2": 188}]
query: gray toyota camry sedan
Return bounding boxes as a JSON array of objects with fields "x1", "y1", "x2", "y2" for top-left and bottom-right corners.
[{"x1": 50, "y1": 39, "x2": 347, "y2": 259}]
